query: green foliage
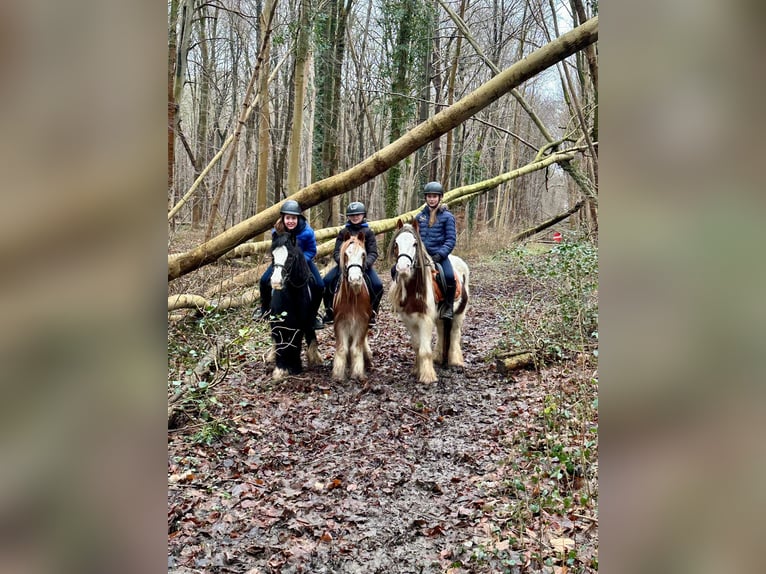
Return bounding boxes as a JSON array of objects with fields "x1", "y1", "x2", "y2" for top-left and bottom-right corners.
[
  {"x1": 499, "y1": 237, "x2": 598, "y2": 362},
  {"x1": 192, "y1": 419, "x2": 230, "y2": 445},
  {"x1": 168, "y1": 307, "x2": 272, "y2": 434}
]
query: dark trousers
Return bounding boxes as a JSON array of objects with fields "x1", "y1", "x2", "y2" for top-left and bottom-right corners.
[{"x1": 323, "y1": 266, "x2": 384, "y2": 314}]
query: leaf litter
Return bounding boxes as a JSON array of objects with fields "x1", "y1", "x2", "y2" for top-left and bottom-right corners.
[{"x1": 168, "y1": 254, "x2": 598, "y2": 573}]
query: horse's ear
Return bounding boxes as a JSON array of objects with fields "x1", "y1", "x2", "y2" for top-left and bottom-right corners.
[
  {"x1": 412, "y1": 218, "x2": 419, "y2": 231},
  {"x1": 341, "y1": 229, "x2": 351, "y2": 241},
  {"x1": 289, "y1": 234, "x2": 297, "y2": 245},
  {"x1": 396, "y1": 219, "x2": 403, "y2": 229},
  {"x1": 356, "y1": 231, "x2": 365, "y2": 242}
]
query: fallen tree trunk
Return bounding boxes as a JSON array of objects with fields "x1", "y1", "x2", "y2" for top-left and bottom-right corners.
[
  {"x1": 167, "y1": 172, "x2": 588, "y2": 313},
  {"x1": 509, "y1": 200, "x2": 586, "y2": 243},
  {"x1": 168, "y1": 18, "x2": 598, "y2": 281}
]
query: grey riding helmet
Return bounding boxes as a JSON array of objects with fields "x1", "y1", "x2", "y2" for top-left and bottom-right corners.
[
  {"x1": 346, "y1": 201, "x2": 366, "y2": 216},
  {"x1": 423, "y1": 181, "x2": 444, "y2": 195},
  {"x1": 280, "y1": 200, "x2": 302, "y2": 216}
]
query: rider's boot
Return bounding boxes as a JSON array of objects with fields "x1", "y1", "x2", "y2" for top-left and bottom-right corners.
[{"x1": 440, "y1": 283, "x2": 455, "y2": 320}]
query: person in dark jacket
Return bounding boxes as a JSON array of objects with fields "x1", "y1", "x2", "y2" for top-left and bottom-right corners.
[
  {"x1": 257, "y1": 200, "x2": 324, "y2": 329},
  {"x1": 415, "y1": 181, "x2": 457, "y2": 319},
  {"x1": 321, "y1": 201, "x2": 384, "y2": 326}
]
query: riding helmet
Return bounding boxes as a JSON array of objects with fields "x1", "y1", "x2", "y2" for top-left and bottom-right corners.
[
  {"x1": 280, "y1": 200, "x2": 302, "y2": 216},
  {"x1": 423, "y1": 181, "x2": 444, "y2": 196},
  {"x1": 346, "y1": 201, "x2": 366, "y2": 216}
]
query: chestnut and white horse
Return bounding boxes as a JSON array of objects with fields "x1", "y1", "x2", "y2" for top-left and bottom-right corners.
[
  {"x1": 388, "y1": 220, "x2": 469, "y2": 383},
  {"x1": 332, "y1": 231, "x2": 373, "y2": 381}
]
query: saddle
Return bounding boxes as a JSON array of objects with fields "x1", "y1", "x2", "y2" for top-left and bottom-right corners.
[{"x1": 431, "y1": 262, "x2": 462, "y2": 303}]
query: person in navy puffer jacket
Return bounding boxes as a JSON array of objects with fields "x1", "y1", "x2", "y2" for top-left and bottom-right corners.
[{"x1": 393, "y1": 181, "x2": 457, "y2": 319}]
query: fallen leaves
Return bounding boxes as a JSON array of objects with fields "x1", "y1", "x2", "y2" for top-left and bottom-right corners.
[{"x1": 168, "y1": 257, "x2": 598, "y2": 572}]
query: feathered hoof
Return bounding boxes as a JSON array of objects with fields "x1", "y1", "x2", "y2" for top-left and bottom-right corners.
[
  {"x1": 272, "y1": 367, "x2": 289, "y2": 381},
  {"x1": 417, "y1": 367, "x2": 438, "y2": 384},
  {"x1": 306, "y1": 341, "x2": 322, "y2": 366},
  {"x1": 265, "y1": 346, "x2": 276, "y2": 364}
]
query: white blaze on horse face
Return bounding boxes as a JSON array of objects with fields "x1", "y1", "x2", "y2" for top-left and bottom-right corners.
[
  {"x1": 395, "y1": 232, "x2": 417, "y2": 275},
  {"x1": 345, "y1": 241, "x2": 365, "y2": 285},
  {"x1": 271, "y1": 245, "x2": 288, "y2": 289}
]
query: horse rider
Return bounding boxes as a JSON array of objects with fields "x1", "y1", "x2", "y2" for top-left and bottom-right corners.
[
  {"x1": 256, "y1": 200, "x2": 325, "y2": 330},
  {"x1": 321, "y1": 201, "x2": 384, "y2": 326},
  {"x1": 416, "y1": 181, "x2": 457, "y2": 319}
]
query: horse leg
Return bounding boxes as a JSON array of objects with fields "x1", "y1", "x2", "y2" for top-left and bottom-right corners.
[
  {"x1": 349, "y1": 326, "x2": 366, "y2": 381},
  {"x1": 433, "y1": 320, "x2": 445, "y2": 364},
  {"x1": 447, "y1": 312, "x2": 465, "y2": 367},
  {"x1": 363, "y1": 332, "x2": 372, "y2": 365},
  {"x1": 304, "y1": 329, "x2": 322, "y2": 367},
  {"x1": 406, "y1": 315, "x2": 436, "y2": 383},
  {"x1": 435, "y1": 318, "x2": 453, "y2": 367},
  {"x1": 332, "y1": 326, "x2": 349, "y2": 381}
]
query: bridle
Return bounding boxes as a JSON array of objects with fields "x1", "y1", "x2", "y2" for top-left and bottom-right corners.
[
  {"x1": 341, "y1": 239, "x2": 366, "y2": 281},
  {"x1": 272, "y1": 244, "x2": 309, "y2": 289},
  {"x1": 395, "y1": 229, "x2": 431, "y2": 271},
  {"x1": 396, "y1": 252, "x2": 414, "y2": 267}
]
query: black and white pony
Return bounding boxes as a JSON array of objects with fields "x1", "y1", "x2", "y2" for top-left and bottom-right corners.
[
  {"x1": 388, "y1": 220, "x2": 470, "y2": 383},
  {"x1": 267, "y1": 232, "x2": 322, "y2": 380}
]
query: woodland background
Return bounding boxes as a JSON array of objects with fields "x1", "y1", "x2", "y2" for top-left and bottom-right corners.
[{"x1": 167, "y1": 0, "x2": 598, "y2": 280}]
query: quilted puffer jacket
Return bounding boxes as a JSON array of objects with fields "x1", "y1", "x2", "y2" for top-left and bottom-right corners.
[{"x1": 414, "y1": 204, "x2": 456, "y2": 262}]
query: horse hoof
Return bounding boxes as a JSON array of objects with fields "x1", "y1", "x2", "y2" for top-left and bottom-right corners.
[{"x1": 272, "y1": 367, "x2": 288, "y2": 381}]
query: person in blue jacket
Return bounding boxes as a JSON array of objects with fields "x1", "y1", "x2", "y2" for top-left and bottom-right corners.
[
  {"x1": 415, "y1": 181, "x2": 457, "y2": 319},
  {"x1": 257, "y1": 200, "x2": 324, "y2": 329},
  {"x1": 321, "y1": 201, "x2": 384, "y2": 326}
]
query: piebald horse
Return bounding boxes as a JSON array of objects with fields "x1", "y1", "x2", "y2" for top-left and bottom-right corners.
[
  {"x1": 332, "y1": 231, "x2": 373, "y2": 381},
  {"x1": 268, "y1": 232, "x2": 322, "y2": 380},
  {"x1": 388, "y1": 220, "x2": 470, "y2": 383}
]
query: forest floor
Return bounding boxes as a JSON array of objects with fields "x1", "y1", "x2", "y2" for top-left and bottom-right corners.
[{"x1": 168, "y1": 248, "x2": 598, "y2": 574}]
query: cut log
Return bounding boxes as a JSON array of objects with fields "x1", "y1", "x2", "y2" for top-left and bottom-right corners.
[{"x1": 495, "y1": 351, "x2": 536, "y2": 374}]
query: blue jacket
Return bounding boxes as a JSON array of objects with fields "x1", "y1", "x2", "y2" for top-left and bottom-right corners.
[
  {"x1": 415, "y1": 204, "x2": 456, "y2": 262},
  {"x1": 272, "y1": 217, "x2": 317, "y2": 261}
]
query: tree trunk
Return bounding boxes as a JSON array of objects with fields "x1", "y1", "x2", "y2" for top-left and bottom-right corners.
[
  {"x1": 168, "y1": 18, "x2": 599, "y2": 281},
  {"x1": 287, "y1": 0, "x2": 311, "y2": 196},
  {"x1": 255, "y1": 0, "x2": 275, "y2": 240},
  {"x1": 442, "y1": 0, "x2": 467, "y2": 189},
  {"x1": 192, "y1": 3, "x2": 212, "y2": 229},
  {"x1": 168, "y1": 0, "x2": 180, "y2": 224},
  {"x1": 203, "y1": 6, "x2": 276, "y2": 240}
]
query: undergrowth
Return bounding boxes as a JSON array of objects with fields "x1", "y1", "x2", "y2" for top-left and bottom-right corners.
[
  {"x1": 168, "y1": 307, "x2": 271, "y2": 442},
  {"x1": 496, "y1": 237, "x2": 598, "y2": 365}
]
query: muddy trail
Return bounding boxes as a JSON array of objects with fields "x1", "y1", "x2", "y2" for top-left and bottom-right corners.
[{"x1": 168, "y1": 255, "x2": 598, "y2": 573}]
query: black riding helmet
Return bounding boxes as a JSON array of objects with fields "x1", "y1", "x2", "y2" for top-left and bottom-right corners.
[
  {"x1": 280, "y1": 200, "x2": 303, "y2": 216},
  {"x1": 346, "y1": 201, "x2": 366, "y2": 216},
  {"x1": 423, "y1": 181, "x2": 444, "y2": 196}
]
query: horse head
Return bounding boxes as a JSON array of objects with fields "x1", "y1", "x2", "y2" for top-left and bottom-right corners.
[
  {"x1": 391, "y1": 220, "x2": 429, "y2": 280},
  {"x1": 340, "y1": 230, "x2": 367, "y2": 289},
  {"x1": 270, "y1": 232, "x2": 308, "y2": 290}
]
